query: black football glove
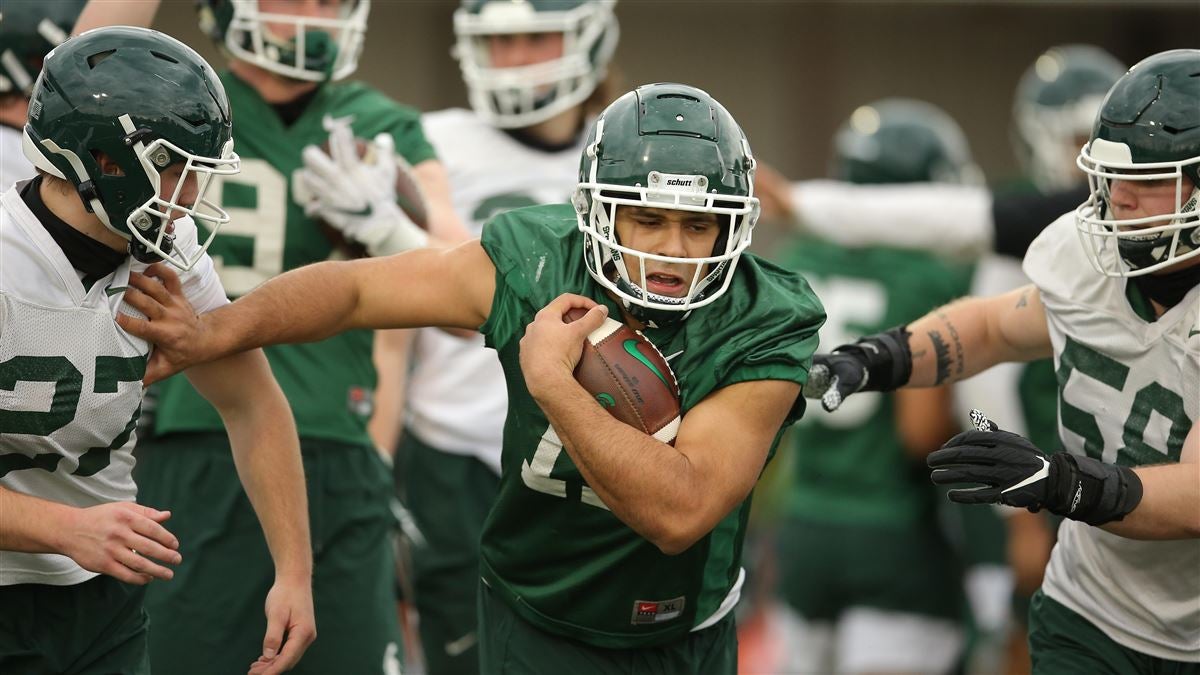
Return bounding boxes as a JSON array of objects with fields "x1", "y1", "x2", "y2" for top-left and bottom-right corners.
[
  {"x1": 928, "y1": 410, "x2": 1143, "y2": 526},
  {"x1": 802, "y1": 325, "x2": 913, "y2": 412}
]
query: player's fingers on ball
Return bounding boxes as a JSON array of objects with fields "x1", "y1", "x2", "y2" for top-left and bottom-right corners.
[
  {"x1": 301, "y1": 145, "x2": 340, "y2": 179},
  {"x1": 372, "y1": 132, "x2": 395, "y2": 157}
]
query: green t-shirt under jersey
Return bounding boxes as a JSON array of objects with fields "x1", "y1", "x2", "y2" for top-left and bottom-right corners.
[
  {"x1": 780, "y1": 237, "x2": 974, "y2": 526},
  {"x1": 477, "y1": 204, "x2": 825, "y2": 649},
  {"x1": 154, "y1": 72, "x2": 436, "y2": 446}
]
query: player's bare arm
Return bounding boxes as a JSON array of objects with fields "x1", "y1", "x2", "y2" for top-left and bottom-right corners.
[
  {"x1": 411, "y1": 159, "x2": 473, "y2": 244},
  {"x1": 907, "y1": 284, "x2": 1053, "y2": 386},
  {"x1": 72, "y1": 0, "x2": 159, "y2": 35},
  {"x1": 521, "y1": 294, "x2": 799, "y2": 555},
  {"x1": 0, "y1": 487, "x2": 180, "y2": 585},
  {"x1": 182, "y1": 348, "x2": 317, "y2": 666},
  {"x1": 119, "y1": 240, "x2": 496, "y2": 383}
]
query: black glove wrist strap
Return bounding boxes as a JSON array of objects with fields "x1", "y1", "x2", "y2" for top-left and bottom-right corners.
[
  {"x1": 837, "y1": 325, "x2": 913, "y2": 392},
  {"x1": 1045, "y1": 453, "x2": 1144, "y2": 526}
]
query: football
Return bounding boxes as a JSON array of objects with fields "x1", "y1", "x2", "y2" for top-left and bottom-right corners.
[
  {"x1": 566, "y1": 308, "x2": 682, "y2": 445},
  {"x1": 310, "y1": 136, "x2": 429, "y2": 258}
]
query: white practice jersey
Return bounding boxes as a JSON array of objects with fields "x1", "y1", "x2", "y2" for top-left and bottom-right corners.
[
  {"x1": 406, "y1": 109, "x2": 585, "y2": 473},
  {"x1": 1024, "y1": 213, "x2": 1200, "y2": 661},
  {"x1": 0, "y1": 125, "x2": 34, "y2": 191},
  {"x1": 0, "y1": 183, "x2": 229, "y2": 586}
]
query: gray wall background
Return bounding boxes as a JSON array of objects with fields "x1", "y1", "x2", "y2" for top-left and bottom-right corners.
[{"x1": 151, "y1": 0, "x2": 1199, "y2": 184}]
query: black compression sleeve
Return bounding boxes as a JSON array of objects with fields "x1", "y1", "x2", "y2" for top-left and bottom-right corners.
[{"x1": 990, "y1": 185, "x2": 1090, "y2": 259}]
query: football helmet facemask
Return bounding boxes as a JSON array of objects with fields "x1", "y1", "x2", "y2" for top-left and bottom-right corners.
[
  {"x1": 832, "y1": 98, "x2": 983, "y2": 186},
  {"x1": 1013, "y1": 45, "x2": 1126, "y2": 192},
  {"x1": 454, "y1": 0, "x2": 619, "y2": 129},
  {"x1": 1075, "y1": 49, "x2": 1200, "y2": 278},
  {"x1": 573, "y1": 83, "x2": 758, "y2": 327},
  {"x1": 198, "y1": 0, "x2": 369, "y2": 82},
  {"x1": 23, "y1": 26, "x2": 240, "y2": 270}
]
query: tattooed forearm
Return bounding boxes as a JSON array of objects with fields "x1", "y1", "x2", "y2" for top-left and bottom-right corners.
[
  {"x1": 927, "y1": 330, "x2": 952, "y2": 384},
  {"x1": 935, "y1": 310, "x2": 966, "y2": 378}
]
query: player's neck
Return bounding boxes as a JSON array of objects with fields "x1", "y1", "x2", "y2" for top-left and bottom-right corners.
[
  {"x1": 228, "y1": 59, "x2": 321, "y2": 104},
  {"x1": 38, "y1": 178, "x2": 127, "y2": 253},
  {"x1": 521, "y1": 105, "x2": 586, "y2": 148},
  {"x1": 0, "y1": 96, "x2": 28, "y2": 129}
]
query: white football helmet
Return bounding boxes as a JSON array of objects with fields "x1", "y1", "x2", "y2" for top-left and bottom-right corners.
[
  {"x1": 453, "y1": 0, "x2": 619, "y2": 129},
  {"x1": 199, "y1": 0, "x2": 370, "y2": 82}
]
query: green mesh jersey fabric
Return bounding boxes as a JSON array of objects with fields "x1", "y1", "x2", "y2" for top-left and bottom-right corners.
[
  {"x1": 780, "y1": 236, "x2": 974, "y2": 526},
  {"x1": 476, "y1": 204, "x2": 825, "y2": 648},
  {"x1": 154, "y1": 72, "x2": 436, "y2": 445}
]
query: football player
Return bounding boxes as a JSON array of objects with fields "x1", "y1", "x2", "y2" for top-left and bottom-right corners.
[
  {"x1": 805, "y1": 50, "x2": 1200, "y2": 673},
  {"x1": 774, "y1": 99, "x2": 976, "y2": 674},
  {"x1": 0, "y1": 1, "x2": 85, "y2": 188},
  {"x1": 0, "y1": 27, "x2": 313, "y2": 675},
  {"x1": 72, "y1": 1, "x2": 470, "y2": 673},
  {"x1": 120, "y1": 82, "x2": 826, "y2": 675},
  {"x1": 393, "y1": 1, "x2": 618, "y2": 672}
]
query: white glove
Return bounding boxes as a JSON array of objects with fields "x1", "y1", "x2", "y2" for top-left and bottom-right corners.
[{"x1": 296, "y1": 120, "x2": 428, "y2": 256}]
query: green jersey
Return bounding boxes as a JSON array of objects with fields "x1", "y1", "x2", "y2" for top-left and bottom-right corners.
[
  {"x1": 154, "y1": 72, "x2": 436, "y2": 445},
  {"x1": 476, "y1": 204, "x2": 825, "y2": 649},
  {"x1": 780, "y1": 237, "x2": 974, "y2": 526}
]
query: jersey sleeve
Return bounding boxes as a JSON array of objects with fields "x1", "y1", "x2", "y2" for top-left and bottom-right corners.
[
  {"x1": 709, "y1": 257, "x2": 825, "y2": 425},
  {"x1": 792, "y1": 180, "x2": 993, "y2": 260},
  {"x1": 478, "y1": 204, "x2": 584, "y2": 351},
  {"x1": 172, "y1": 216, "x2": 230, "y2": 314}
]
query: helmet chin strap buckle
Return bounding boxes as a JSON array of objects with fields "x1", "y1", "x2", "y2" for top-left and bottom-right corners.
[{"x1": 75, "y1": 179, "x2": 99, "y2": 214}]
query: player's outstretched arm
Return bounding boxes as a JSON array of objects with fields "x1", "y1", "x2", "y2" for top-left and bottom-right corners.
[
  {"x1": 804, "y1": 284, "x2": 1053, "y2": 412},
  {"x1": 0, "y1": 487, "x2": 180, "y2": 585},
  {"x1": 520, "y1": 295, "x2": 798, "y2": 555},
  {"x1": 184, "y1": 349, "x2": 317, "y2": 672},
  {"x1": 118, "y1": 241, "x2": 495, "y2": 383}
]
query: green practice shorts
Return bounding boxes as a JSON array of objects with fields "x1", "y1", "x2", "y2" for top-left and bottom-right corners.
[
  {"x1": 0, "y1": 575, "x2": 149, "y2": 674},
  {"x1": 1028, "y1": 590, "x2": 1200, "y2": 675},
  {"x1": 775, "y1": 515, "x2": 964, "y2": 621},
  {"x1": 135, "y1": 432, "x2": 402, "y2": 675},
  {"x1": 397, "y1": 428, "x2": 500, "y2": 675},
  {"x1": 478, "y1": 579, "x2": 737, "y2": 675}
]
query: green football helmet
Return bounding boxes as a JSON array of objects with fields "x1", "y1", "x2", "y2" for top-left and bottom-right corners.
[
  {"x1": 1013, "y1": 44, "x2": 1126, "y2": 192},
  {"x1": 197, "y1": 0, "x2": 369, "y2": 82},
  {"x1": 454, "y1": 0, "x2": 619, "y2": 128},
  {"x1": 1075, "y1": 49, "x2": 1200, "y2": 278},
  {"x1": 23, "y1": 26, "x2": 239, "y2": 270},
  {"x1": 574, "y1": 83, "x2": 758, "y2": 325},
  {"x1": 832, "y1": 98, "x2": 982, "y2": 186},
  {"x1": 0, "y1": 0, "x2": 85, "y2": 96}
]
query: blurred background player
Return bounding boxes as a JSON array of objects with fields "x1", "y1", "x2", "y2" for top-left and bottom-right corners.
[
  {"x1": 0, "y1": 26, "x2": 313, "y2": 675},
  {"x1": 0, "y1": 1, "x2": 85, "y2": 188},
  {"x1": 74, "y1": 0, "x2": 469, "y2": 672},
  {"x1": 770, "y1": 99, "x2": 977, "y2": 675},
  {"x1": 386, "y1": 2, "x2": 619, "y2": 672}
]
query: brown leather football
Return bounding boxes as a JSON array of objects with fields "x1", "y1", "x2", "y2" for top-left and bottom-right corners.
[
  {"x1": 566, "y1": 308, "x2": 682, "y2": 445},
  {"x1": 313, "y1": 137, "x2": 429, "y2": 258}
]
